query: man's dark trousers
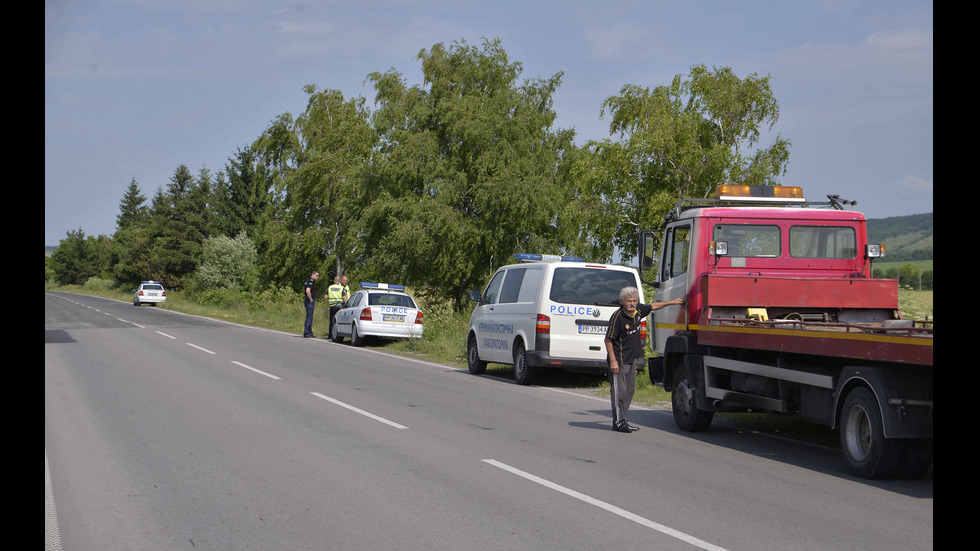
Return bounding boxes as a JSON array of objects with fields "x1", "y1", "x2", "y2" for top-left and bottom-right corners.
[{"x1": 304, "y1": 300, "x2": 315, "y2": 337}]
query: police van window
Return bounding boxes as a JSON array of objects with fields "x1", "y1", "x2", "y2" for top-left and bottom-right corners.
[
  {"x1": 662, "y1": 225, "x2": 691, "y2": 280},
  {"x1": 549, "y1": 268, "x2": 637, "y2": 306},
  {"x1": 483, "y1": 270, "x2": 506, "y2": 304},
  {"x1": 713, "y1": 224, "x2": 780, "y2": 257},
  {"x1": 790, "y1": 226, "x2": 857, "y2": 259},
  {"x1": 499, "y1": 268, "x2": 526, "y2": 304},
  {"x1": 517, "y1": 268, "x2": 542, "y2": 302}
]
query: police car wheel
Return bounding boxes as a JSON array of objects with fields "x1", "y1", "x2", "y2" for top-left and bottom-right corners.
[{"x1": 350, "y1": 324, "x2": 364, "y2": 347}]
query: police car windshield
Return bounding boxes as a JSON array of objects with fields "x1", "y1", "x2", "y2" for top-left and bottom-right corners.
[
  {"x1": 549, "y1": 268, "x2": 636, "y2": 306},
  {"x1": 368, "y1": 294, "x2": 416, "y2": 308}
]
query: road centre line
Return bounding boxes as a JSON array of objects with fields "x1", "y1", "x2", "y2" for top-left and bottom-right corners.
[
  {"x1": 232, "y1": 361, "x2": 281, "y2": 380},
  {"x1": 186, "y1": 342, "x2": 216, "y2": 355},
  {"x1": 310, "y1": 392, "x2": 409, "y2": 429},
  {"x1": 156, "y1": 331, "x2": 176, "y2": 339},
  {"x1": 482, "y1": 459, "x2": 729, "y2": 551}
]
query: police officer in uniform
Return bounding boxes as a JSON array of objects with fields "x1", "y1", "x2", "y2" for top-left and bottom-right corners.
[
  {"x1": 340, "y1": 275, "x2": 351, "y2": 303},
  {"x1": 303, "y1": 271, "x2": 319, "y2": 338},
  {"x1": 604, "y1": 286, "x2": 684, "y2": 433},
  {"x1": 326, "y1": 276, "x2": 348, "y2": 339}
]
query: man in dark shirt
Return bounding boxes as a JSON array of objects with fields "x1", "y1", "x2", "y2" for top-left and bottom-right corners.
[
  {"x1": 604, "y1": 286, "x2": 684, "y2": 433},
  {"x1": 303, "y1": 271, "x2": 319, "y2": 338}
]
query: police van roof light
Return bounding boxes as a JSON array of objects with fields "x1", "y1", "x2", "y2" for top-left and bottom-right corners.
[
  {"x1": 360, "y1": 281, "x2": 406, "y2": 291},
  {"x1": 513, "y1": 253, "x2": 586, "y2": 263},
  {"x1": 716, "y1": 185, "x2": 805, "y2": 202}
]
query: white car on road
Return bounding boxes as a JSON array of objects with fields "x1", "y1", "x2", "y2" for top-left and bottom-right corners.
[
  {"x1": 331, "y1": 282, "x2": 424, "y2": 346},
  {"x1": 134, "y1": 281, "x2": 167, "y2": 306}
]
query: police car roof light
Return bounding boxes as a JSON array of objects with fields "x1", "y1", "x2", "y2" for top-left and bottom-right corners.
[
  {"x1": 360, "y1": 281, "x2": 406, "y2": 291},
  {"x1": 513, "y1": 253, "x2": 586, "y2": 263}
]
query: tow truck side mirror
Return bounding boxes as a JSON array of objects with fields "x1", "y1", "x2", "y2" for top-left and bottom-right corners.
[
  {"x1": 639, "y1": 231, "x2": 657, "y2": 271},
  {"x1": 468, "y1": 290, "x2": 483, "y2": 303}
]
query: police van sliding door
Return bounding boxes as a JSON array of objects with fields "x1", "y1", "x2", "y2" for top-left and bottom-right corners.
[
  {"x1": 475, "y1": 270, "x2": 507, "y2": 363},
  {"x1": 654, "y1": 223, "x2": 691, "y2": 353}
]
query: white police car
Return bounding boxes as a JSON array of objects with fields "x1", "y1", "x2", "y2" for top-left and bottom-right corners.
[
  {"x1": 331, "y1": 282, "x2": 424, "y2": 346},
  {"x1": 134, "y1": 281, "x2": 167, "y2": 306},
  {"x1": 467, "y1": 253, "x2": 644, "y2": 385}
]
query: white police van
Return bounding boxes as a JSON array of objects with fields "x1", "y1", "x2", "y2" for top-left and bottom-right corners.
[{"x1": 467, "y1": 253, "x2": 644, "y2": 385}]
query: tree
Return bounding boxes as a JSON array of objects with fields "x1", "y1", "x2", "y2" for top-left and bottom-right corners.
[
  {"x1": 145, "y1": 164, "x2": 213, "y2": 289},
  {"x1": 254, "y1": 85, "x2": 375, "y2": 289},
  {"x1": 116, "y1": 177, "x2": 148, "y2": 230},
  {"x1": 194, "y1": 232, "x2": 260, "y2": 291},
  {"x1": 577, "y1": 64, "x2": 792, "y2": 256},
  {"x1": 364, "y1": 38, "x2": 579, "y2": 306},
  {"x1": 211, "y1": 146, "x2": 272, "y2": 241},
  {"x1": 48, "y1": 228, "x2": 96, "y2": 285}
]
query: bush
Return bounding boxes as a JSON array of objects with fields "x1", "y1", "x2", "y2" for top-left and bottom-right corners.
[
  {"x1": 245, "y1": 286, "x2": 299, "y2": 310},
  {"x1": 193, "y1": 288, "x2": 244, "y2": 309},
  {"x1": 195, "y1": 232, "x2": 260, "y2": 291},
  {"x1": 82, "y1": 277, "x2": 117, "y2": 292}
]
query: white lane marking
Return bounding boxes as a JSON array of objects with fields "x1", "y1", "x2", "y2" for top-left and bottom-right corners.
[
  {"x1": 482, "y1": 459, "x2": 729, "y2": 551},
  {"x1": 186, "y1": 343, "x2": 216, "y2": 355},
  {"x1": 232, "y1": 361, "x2": 281, "y2": 380},
  {"x1": 310, "y1": 392, "x2": 408, "y2": 429},
  {"x1": 156, "y1": 331, "x2": 177, "y2": 339},
  {"x1": 45, "y1": 450, "x2": 64, "y2": 551}
]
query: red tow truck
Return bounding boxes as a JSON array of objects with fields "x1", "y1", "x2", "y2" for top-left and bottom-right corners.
[{"x1": 639, "y1": 185, "x2": 933, "y2": 479}]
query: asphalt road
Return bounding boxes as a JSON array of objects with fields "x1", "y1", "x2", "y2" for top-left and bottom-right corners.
[{"x1": 45, "y1": 291, "x2": 933, "y2": 550}]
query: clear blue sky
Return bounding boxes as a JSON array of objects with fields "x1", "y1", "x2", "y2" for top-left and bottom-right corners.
[{"x1": 45, "y1": 0, "x2": 933, "y2": 246}]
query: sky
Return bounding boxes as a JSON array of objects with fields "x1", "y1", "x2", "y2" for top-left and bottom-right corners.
[{"x1": 44, "y1": 0, "x2": 933, "y2": 246}]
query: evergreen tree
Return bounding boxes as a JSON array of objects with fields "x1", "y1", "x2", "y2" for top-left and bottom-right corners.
[
  {"x1": 145, "y1": 164, "x2": 212, "y2": 289},
  {"x1": 224, "y1": 146, "x2": 271, "y2": 240},
  {"x1": 116, "y1": 177, "x2": 148, "y2": 231}
]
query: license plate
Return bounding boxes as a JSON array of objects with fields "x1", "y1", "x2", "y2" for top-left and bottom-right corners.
[
  {"x1": 147, "y1": 292, "x2": 157, "y2": 296},
  {"x1": 578, "y1": 325, "x2": 606, "y2": 334},
  {"x1": 382, "y1": 314, "x2": 405, "y2": 322}
]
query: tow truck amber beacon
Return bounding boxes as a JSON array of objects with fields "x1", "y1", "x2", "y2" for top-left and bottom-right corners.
[{"x1": 638, "y1": 184, "x2": 933, "y2": 479}]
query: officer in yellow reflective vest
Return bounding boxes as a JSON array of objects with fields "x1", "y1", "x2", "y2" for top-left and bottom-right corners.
[
  {"x1": 326, "y1": 276, "x2": 349, "y2": 339},
  {"x1": 340, "y1": 275, "x2": 351, "y2": 303}
]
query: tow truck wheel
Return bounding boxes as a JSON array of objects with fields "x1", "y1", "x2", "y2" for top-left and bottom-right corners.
[
  {"x1": 513, "y1": 342, "x2": 534, "y2": 385},
  {"x1": 671, "y1": 365, "x2": 713, "y2": 432},
  {"x1": 840, "y1": 387, "x2": 904, "y2": 479},
  {"x1": 467, "y1": 335, "x2": 486, "y2": 375}
]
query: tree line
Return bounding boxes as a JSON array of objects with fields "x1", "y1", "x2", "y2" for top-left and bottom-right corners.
[{"x1": 46, "y1": 38, "x2": 792, "y2": 309}]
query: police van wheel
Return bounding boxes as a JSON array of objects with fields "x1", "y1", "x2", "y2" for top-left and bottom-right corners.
[
  {"x1": 513, "y1": 343, "x2": 534, "y2": 385},
  {"x1": 467, "y1": 335, "x2": 486, "y2": 375}
]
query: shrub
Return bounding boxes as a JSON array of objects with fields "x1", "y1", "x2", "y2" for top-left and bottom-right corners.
[{"x1": 82, "y1": 276, "x2": 117, "y2": 292}]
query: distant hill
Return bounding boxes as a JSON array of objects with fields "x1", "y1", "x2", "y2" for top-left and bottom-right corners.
[{"x1": 866, "y1": 212, "x2": 932, "y2": 262}]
